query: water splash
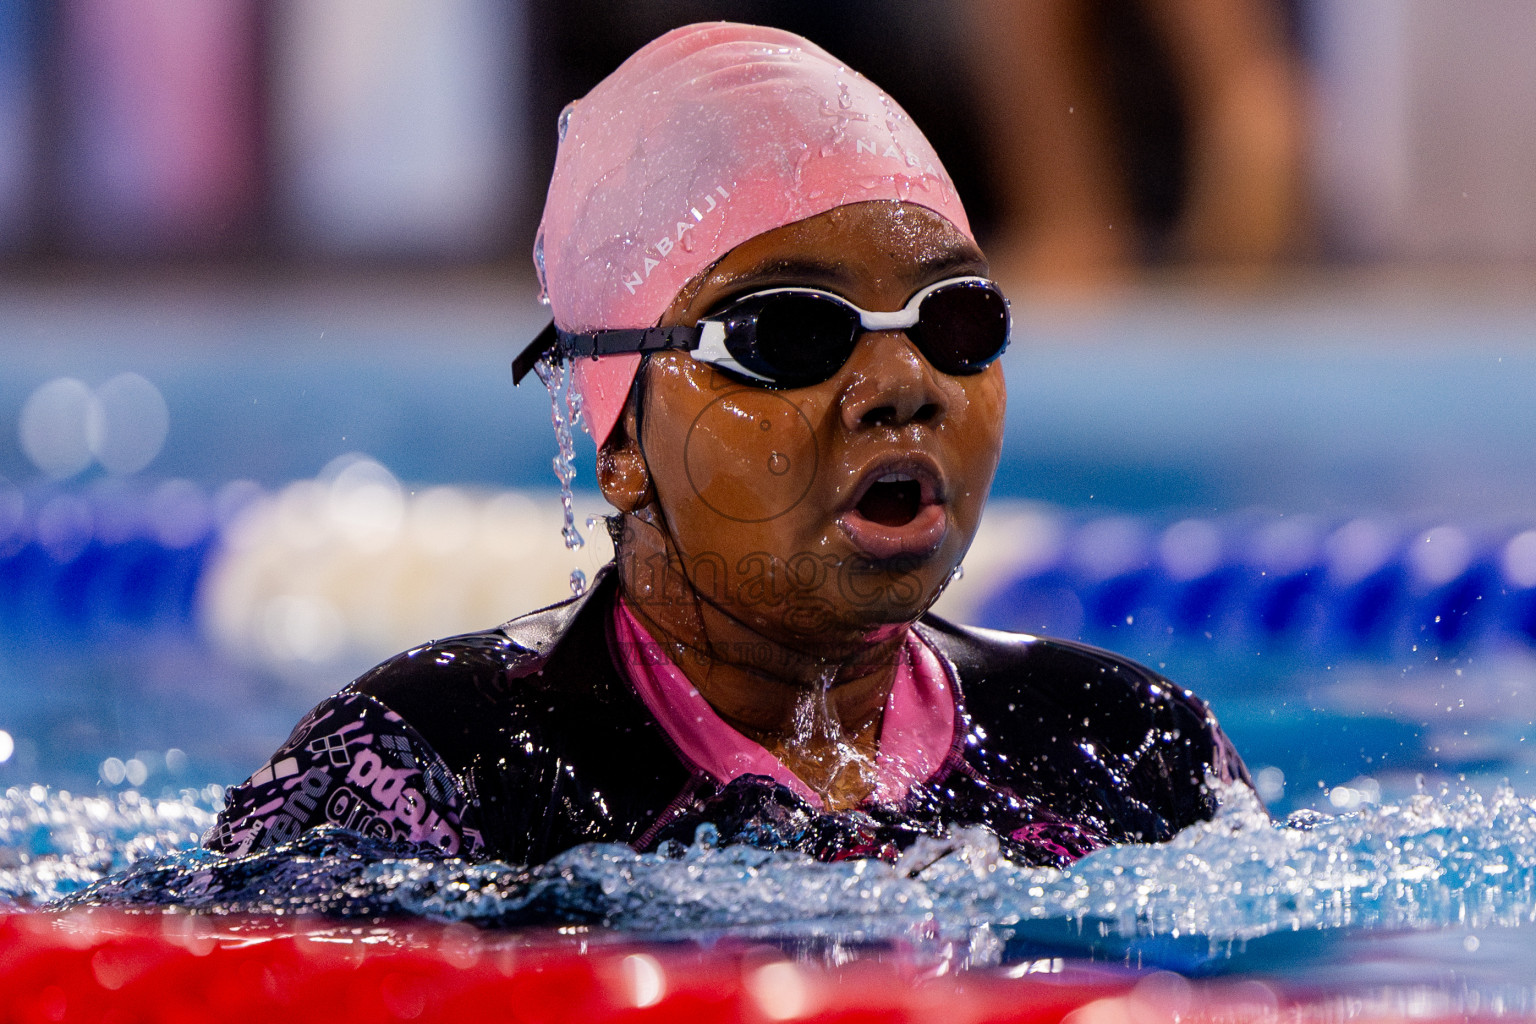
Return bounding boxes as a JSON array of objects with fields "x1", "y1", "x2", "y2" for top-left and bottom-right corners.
[
  {"x1": 0, "y1": 786, "x2": 219, "y2": 909},
  {"x1": 780, "y1": 666, "x2": 878, "y2": 806},
  {"x1": 533, "y1": 355, "x2": 587, "y2": 596},
  {"x1": 15, "y1": 781, "x2": 1536, "y2": 980}
]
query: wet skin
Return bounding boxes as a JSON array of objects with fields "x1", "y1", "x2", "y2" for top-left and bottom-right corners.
[{"x1": 597, "y1": 200, "x2": 1007, "y2": 809}]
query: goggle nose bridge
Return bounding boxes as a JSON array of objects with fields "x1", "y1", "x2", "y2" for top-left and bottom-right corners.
[{"x1": 855, "y1": 306, "x2": 921, "y2": 332}]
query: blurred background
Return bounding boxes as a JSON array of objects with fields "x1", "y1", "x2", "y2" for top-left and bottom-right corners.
[{"x1": 3, "y1": 0, "x2": 1536, "y2": 817}]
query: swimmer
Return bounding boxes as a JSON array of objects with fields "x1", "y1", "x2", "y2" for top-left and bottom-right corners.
[{"x1": 206, "y1": 23, "x2": 1252, "y2": 866}]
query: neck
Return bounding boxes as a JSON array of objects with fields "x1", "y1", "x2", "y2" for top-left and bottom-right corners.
[{"x1": 614, "y1": 514, "x2": 912, "y2": 807}]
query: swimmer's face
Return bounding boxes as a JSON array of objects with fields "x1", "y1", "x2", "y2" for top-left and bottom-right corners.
[{"x1": 615, "y1": 200, "x2": 1006, "y2": 641}]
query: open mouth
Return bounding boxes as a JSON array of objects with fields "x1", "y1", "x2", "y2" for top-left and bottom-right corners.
[
  {"x1": 838, "y1": 462, "x2": 949, "y2": 561},
  {"x1": 856, "y1": 473, "x2": 924, "y2": 527}
]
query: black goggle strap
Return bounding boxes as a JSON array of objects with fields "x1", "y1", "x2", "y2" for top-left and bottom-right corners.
[
  {"x1": 512, "y1": 277, "x2": 1008, "y2": 385},
  {"x1": 511, "y1": 321, "x2": 705, "y2": 384}
]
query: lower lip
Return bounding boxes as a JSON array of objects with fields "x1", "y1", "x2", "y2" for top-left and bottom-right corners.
[{"x1": 837, "y1": 503, "x2": 948, "y2": 561}]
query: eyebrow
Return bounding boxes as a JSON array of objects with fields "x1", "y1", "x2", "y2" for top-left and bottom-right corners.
[
  {"x1": 916, "y1": 248, "x2": 990, "y2": 280},
  {"x1": 726, "y1": 256, "x2": 855, "y2": 291},
  {"x1": 724, "y1": 246, "x2": 989, "y2": 295}
]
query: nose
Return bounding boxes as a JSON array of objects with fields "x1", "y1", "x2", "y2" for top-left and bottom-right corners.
[{"x1": 837, "y1": 331, "x2": 955, "y2": 431}]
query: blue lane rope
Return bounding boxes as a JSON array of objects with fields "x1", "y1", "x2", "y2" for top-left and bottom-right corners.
[
  {"x1": 0, "y1": 484, "x2": 219, "y2": 641},
  {"x1": 4, "y1": 483, "x2": 1536, "y2": 655}
]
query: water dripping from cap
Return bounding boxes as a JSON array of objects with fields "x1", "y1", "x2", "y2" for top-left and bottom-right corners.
[
  {"x1": 533, "y1": 229, "x2": 549, "y2": 304},
  {"x1": 534, "y1": 354, "x2": 588, "y2": 596}
]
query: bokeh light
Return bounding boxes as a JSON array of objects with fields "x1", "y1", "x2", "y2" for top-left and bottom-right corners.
[
  {"x1": 1407, "y1": 525, "x2": 1473, "y2": 591},
  {"x1": 91, "y1": 372, "x2": 169, "y2": 475},
  {"x1": 16, "y1": 373, "x2": 168, "y2": 480},
  {"x1": 19, "y1": 378, "x2": 96, "y2": 479},
  {"x1": 1501, "y1": 530, "x2": 1536, "y2": 589}
]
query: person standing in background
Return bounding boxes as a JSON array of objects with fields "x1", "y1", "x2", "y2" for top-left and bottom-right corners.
[{"x1": 966, "y1": 0, "x2": 1306, "y2": 286}]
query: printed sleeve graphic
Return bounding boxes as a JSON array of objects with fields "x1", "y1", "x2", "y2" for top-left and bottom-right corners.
[{"x1": 205, "y1": 691, "x2": 481, "y2": 858}]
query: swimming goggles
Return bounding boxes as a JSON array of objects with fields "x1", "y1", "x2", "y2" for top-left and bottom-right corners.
[{"x1": 512, "y1": 276, "x2": 1010, "y2": 389}]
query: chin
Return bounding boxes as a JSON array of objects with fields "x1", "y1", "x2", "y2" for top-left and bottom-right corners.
[{"x1": 825, "y1": 557, "x2": 952, "y2": 630}]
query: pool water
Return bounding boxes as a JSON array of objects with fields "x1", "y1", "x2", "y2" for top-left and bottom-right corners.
[
  {"x1": 6, "y1": 284, "x2": 1536, "y2": 1015},
  {"x1": 5, "y1": 778, "x2": 1536, "y2": 1013},
  {"x1": 5, "y1": 481, "x2": 1536, "y2": 1017}
]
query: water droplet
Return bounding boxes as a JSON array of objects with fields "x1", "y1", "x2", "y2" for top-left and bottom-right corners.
[
  {"x1": 692, "y1": 822, "x2": 720, "y2": 850},
  {"x1": 556, "y1": 102, "x2": 576, "y2": 142},
  {"x1": 533, "y1": 230, "x2": 550, "y2": 303},
  {"x1": 533, "y1": 355, "x2": 587, "y2": 596}
]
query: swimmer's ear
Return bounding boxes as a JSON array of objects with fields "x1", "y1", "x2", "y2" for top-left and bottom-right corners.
[{"x1": 597, "y1": 400, "x2": 653, "y2": 513}]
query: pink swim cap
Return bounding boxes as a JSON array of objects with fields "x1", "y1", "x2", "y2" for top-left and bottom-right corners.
[{"x1": 534, "y1": 21, "x2": 975, "y2": 447}]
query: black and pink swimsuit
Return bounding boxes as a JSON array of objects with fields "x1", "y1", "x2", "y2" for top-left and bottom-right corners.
[{"x1": 206, "y1": 568, "x2": 1251, "y2": 867}]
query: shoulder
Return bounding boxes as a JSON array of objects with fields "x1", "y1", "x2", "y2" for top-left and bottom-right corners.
[
  {"x1": 917, "y1": 614, "x2": 1206, "y2": 728},
  {"x1": 347, "y1": 570, "x2": 625, "y2": 771},
  {"x1": 205, "y1": 688, "x2": 476, "y2": 857},
  {"x1": 353, "y1": 572, "x2": 602, "y2": 703},
  {"x1": 917, "y1": 614, "x2": 1251, "y2": 813},
  {"x1": 210, "y1": 569, "x2": 688, "y2": 864}
]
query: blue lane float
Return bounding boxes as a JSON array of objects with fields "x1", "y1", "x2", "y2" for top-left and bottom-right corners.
[
  {"x1": 6, "y1": 480, "x2": 1536, "y2": 660},
  {"x1": 0, "y1": 482, "x2": 220, "y2": 641},
  {"x1": 970, "y1": 512, "x2": 1536, "y2": 661}
]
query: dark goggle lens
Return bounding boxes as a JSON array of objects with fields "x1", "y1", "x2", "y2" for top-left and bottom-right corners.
[
  {"x1": 724, "y1": 292, "x2": 858, "y2": 387},
  {"x1": 716, "y1": 279, "x2": 1008, "y2": 387},
  {"x1": 907, "y1": 282, "x2": 1010, "y2": 375}
]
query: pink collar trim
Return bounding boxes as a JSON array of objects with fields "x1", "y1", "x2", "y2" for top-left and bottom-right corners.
[{"x1": 611, "y1": 598, "x2": 956, "y2": 809}]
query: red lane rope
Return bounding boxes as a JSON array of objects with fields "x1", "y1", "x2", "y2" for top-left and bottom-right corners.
[
  {"x1": 2, "y1": 912, "x2": 1469, "y2": 1024},
  {"x1": 0, "y1": 911, "x2": 1134, "y2": 1024}
]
